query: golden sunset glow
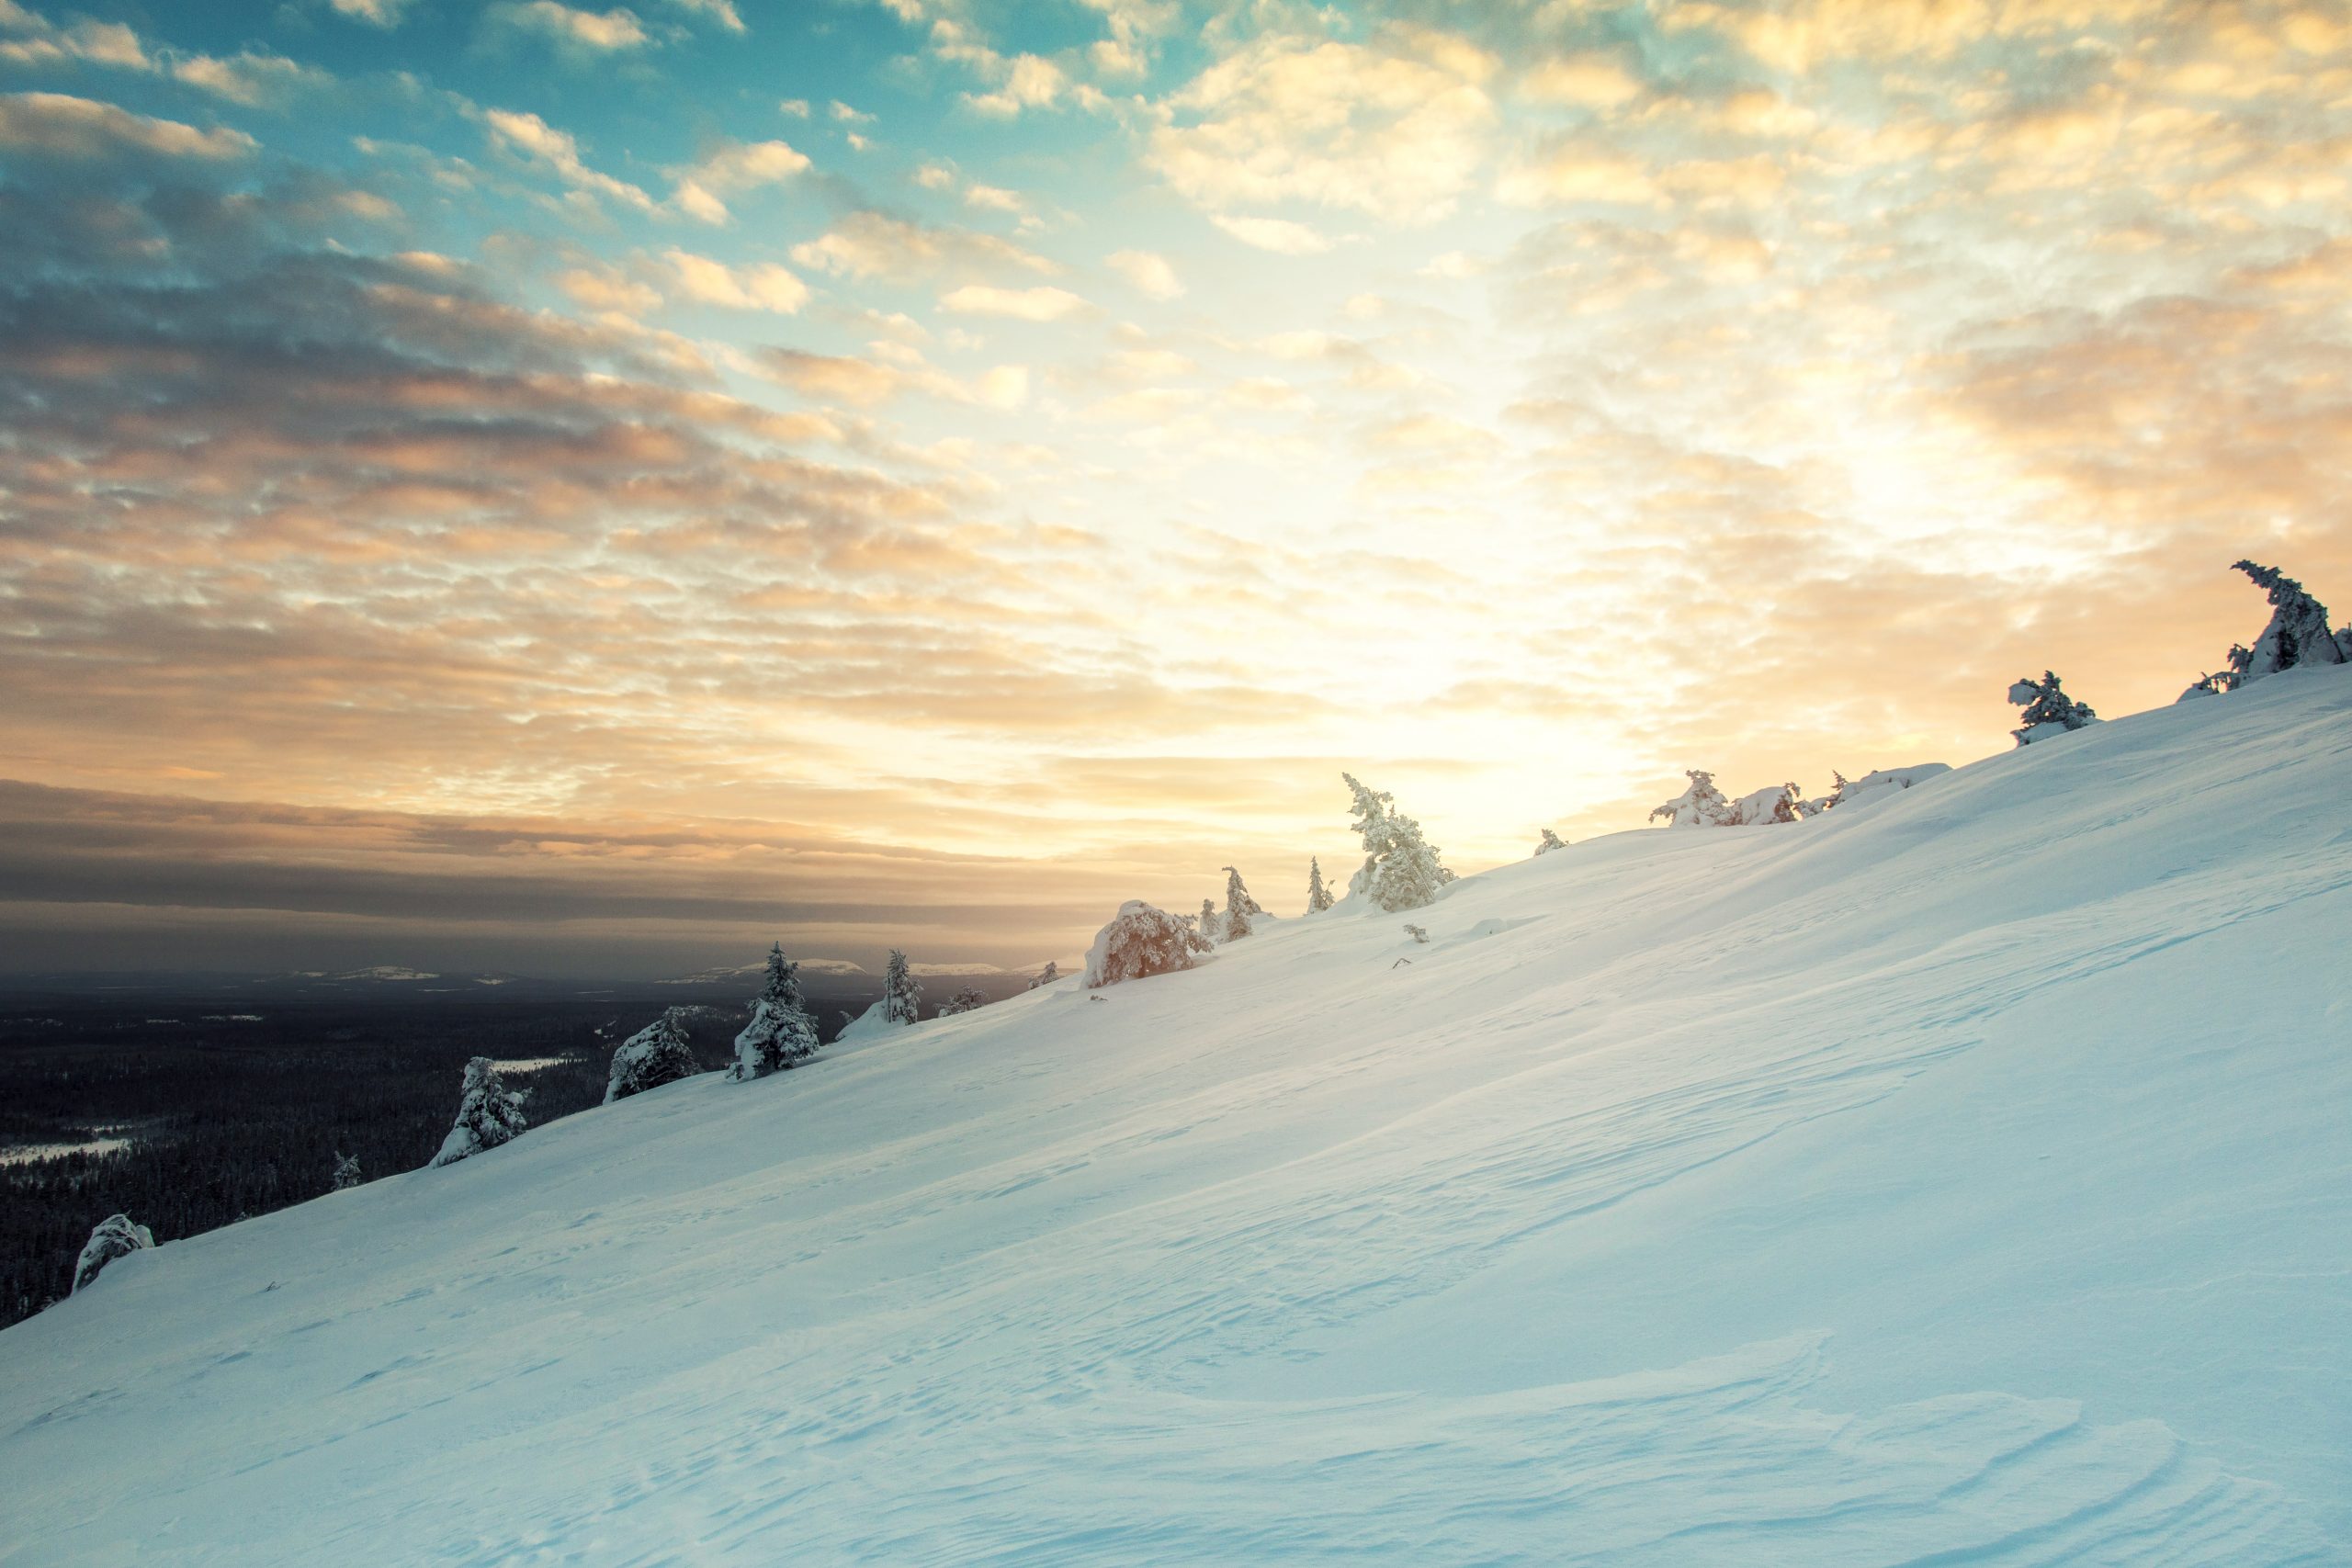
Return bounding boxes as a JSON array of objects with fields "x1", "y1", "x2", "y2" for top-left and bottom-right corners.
[{"x1": 3, "y1": 0, "x2": 2348, "y2": 975}]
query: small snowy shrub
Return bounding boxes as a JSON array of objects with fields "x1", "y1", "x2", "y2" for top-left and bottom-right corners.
[
  {"x1": 1534, "y1": 829, "x2": 1567, "y2": 855},
  {"x1": 1341, "y1": 773, "x2": 1455, "y2": 912},
  {"x1": 1726, "y1": 784, "x2": 1803, "y2": 826},
  {"x1": 1403, "y1": 923, "x2": 1429, "y2": 943},
  {"x1": 937, "y1": 985, "x2": 989, "y2": 1017},
  {"x1": 332, "y1": 1152, "x2": 363, "y2": 1191},
  {"x1": 733, "y1": 945, "x2": 819, "y2": 1078},
  {"x1": 430, "y1": 1056, "x2": 528, "y2": 1168},
  {"x1": 1817, "y1": 765, "x2": 1950, "y2": 813},
  {"x1": 1027, "y1": 961, "x2": 1060, "y2": 990},
  {"x1": 1305, "y1": 857, "x2": 1335, "y2": 913},
  {"x1": 2009, "y1": 671, "x2": 2098, "y2": 746},
  {"x1": 72, "y1": 1213, "x2": 153, "y2": 1294},
  {"x1": 1649, "y1": 770, "x2": 1733, "y2": 827},
  {"x1": 883, "y1": 950, "x2": 923, "y2": 1026},
  {"x1": 1085, "y1": 900, "x2": 1202, "y2": 987},
  {"x1": 609, "y1": 1009, "x2": 704, "y2": 1101}
]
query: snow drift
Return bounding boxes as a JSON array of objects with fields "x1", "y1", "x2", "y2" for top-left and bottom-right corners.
[{"x1": 3, "y1": 668, "x2": 2349, "y2": 1562}]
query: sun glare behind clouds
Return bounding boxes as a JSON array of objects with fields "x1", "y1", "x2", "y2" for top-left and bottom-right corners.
[{"x1": 1, "y1": 0, "x2": 2347, "y2": 975}]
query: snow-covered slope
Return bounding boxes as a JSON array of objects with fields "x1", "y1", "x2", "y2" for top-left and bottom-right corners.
[{"x1": 6, "y1": 669, "x2": 2349, "y2": 1564}]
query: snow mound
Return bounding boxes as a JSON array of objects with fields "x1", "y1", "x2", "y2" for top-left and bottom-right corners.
[
  {"x1": 3, "y1": 667, "x2": 2349, "y2": 1561},
  {"x1": 1836, "y1": 762, "x2": 1951, "y2": 810}
]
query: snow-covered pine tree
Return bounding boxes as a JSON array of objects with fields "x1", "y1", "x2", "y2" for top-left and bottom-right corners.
[
  {"x1": 937, "y1": 985, "x2": 989, "y2": 1017},
  {"x1": 2210, "y1": 560, "x2": 2344, "y2": 690},
  {"x1": 1027, "y1": 961, "x2": 1059, "y2": 989},
  {"x1": 2008, "y1": 671, "x2": 2098, "y2": 746},
  {"x1": 332, "y1": 1152, "x2": 362, "y2": 1191},
  {"x1": 610, "y1": 1008, "x2": 705, "y2": 1100},
  {"x1": 1343, "y1": 772, "x2": 1392, "y2": 900},
  {"x1": 429, "y1": 1056, "x2": 529, "y2": 1168},
  {"x1": 1649, "y1": 771, "x2": 1733, "y2": 827},
  {"x1": 1198, "y1": 897, "x2": 1224, "y2": 945},
  {"x1": 1221, "y1": 866, "x2": 1256, "y2": 942},
  {"x1": 1084, "y1": 900, "x2": 1202, "y2": 987},
  {"x1": 1340, "y1": 773, "x2": 1455, "y2": 912},
  {"x1": 732, "y1": 945, "x2": 819, "y2": 1078},
  {"x1": 1535, "y1": 829, "x2": 1567, "y2": 855},
  {"x1": 72, "y1": 1213, "x2": 153, "y2": 1294},
  {"x1": 883, "y1": 949, "x2": 923, "y2": 1026},
  {"x1": 1223, "y1": 866, "x2": 1263, "y2": 918},
  {"x1": 1305, "y1": 857, "x2": 1334, "y2": 913}
]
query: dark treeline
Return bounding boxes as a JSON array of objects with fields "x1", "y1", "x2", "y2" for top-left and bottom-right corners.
[{"x1": 0, "y1": 999, "x2": 772, "y2": 1327}]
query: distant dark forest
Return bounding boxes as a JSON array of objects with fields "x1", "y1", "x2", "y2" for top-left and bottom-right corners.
[{"x1": 0, "y1": 998, "x2": 801, "y2": 1328}]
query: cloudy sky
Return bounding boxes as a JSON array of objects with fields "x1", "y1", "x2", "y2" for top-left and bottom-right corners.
[{"x1": 2, "y1": 0, "x2": 2347, "y2": 978}]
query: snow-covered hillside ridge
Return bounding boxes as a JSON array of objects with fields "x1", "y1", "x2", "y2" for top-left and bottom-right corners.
[{"x1": 6, "y1": 668, "x2": 2350, "y2": 1564}]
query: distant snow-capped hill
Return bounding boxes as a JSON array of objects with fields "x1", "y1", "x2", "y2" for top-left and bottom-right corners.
[
  {"x1": 283, "y1": 965, "x2": 437, "y2": 982},
  {"x1": 655, "y1": 957, "x2": 871, "y2": 987},
  {"x1": 6, "y1": 665, "x2": 2348, "y2": 1562}
]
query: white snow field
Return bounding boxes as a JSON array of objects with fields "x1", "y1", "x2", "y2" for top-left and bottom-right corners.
[{"x1": 5, "y1": 668, "x2": 2349, "y2": 1565}]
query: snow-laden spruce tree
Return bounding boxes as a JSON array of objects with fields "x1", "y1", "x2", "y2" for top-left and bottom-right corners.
[
  {"x1": 332, "y1": 1152, "x2": 363, "y2": 1191},
  {"x1": 937, "y1": 985, "x2": 989, "y2": 1017},
  {"x1": 2203, "y1": 560, "x2": 2344, "y2": 694},
  {"x1": 1198, "y1": 897, "x2": 1224, "y2": 945},
  {"x1": 1221, "y1": 866, "x2": 1256, "y2": 942},
  {"x1": 2008, "y1": 671, "x2": 2098, "y2": 746},
  {"x1": 1084, "y1": 900, "x2": 1201, "y2": 987},
  {"x1": 1340, "y1": 773, "x2": 1455, "y2": 912},
  {"x1": 1534, "y1": 828, "x2": 1567, "y2": 855},
  {"x1": 609, "y1": 1008, "x2": 704, "y2": 1101},
  {"x1": 72, "y1": 1213, "x2": 153, "y2": 1294},
  {"x1": 429, "y1": 1056, "x2": 528, "y2": 1168},
  {"x1": 733, "y1": 944, "x2": 818, "y2": 1078},
  {"x1": 1223, "y1": 866, "x2": 1263, "y2": 918},
  {"x1": 1027, "y1": 961, "x2": 1059, "y2": 989},
  {"x1": 1305, "y1": 857, "x2": 1334, "y2": 913},
  {"x1": 883, "y1": 949, "x2": 923, "y2": 1026},
  {"x1": 1649, "y1": 770, "x2": 1733, "y2": 827}
]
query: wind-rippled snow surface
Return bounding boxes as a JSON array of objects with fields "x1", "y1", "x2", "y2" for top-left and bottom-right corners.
[{"x1": 5, "y1": 668, "x2": 2348, "y2": 1563}]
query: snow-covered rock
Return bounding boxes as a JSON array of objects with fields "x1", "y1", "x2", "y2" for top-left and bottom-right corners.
[{"x1": 5, "y1": 666, "x2": 2351, "y2": 1561}]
